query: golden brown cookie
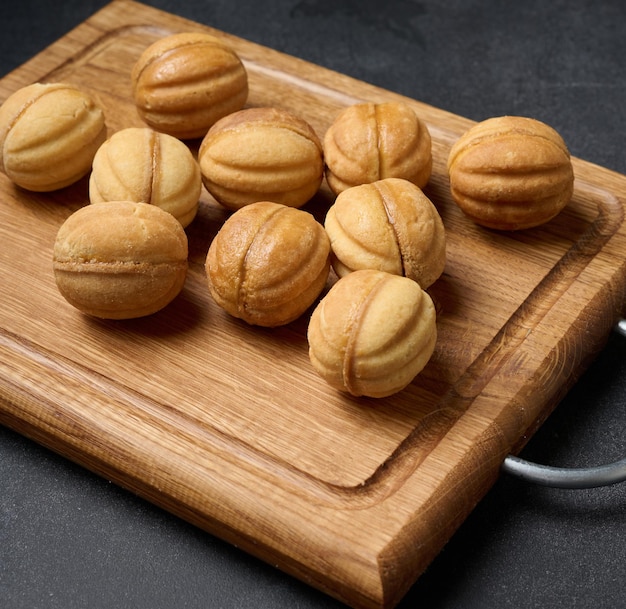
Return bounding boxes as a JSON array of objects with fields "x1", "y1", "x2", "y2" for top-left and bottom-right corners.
[
  {"x1": 323, "y1": 101, "x2": 432, "y2": 195},
  {"x1": 324, "y1": 178, "x2": 446, "y2": 288},
  {"x1": 53, "y1": 201, "x2": 188, "y2": 319},
  {"x1": 447, "y1": 115, "x2": 574, "y2": 230},
  {"x1": 307, "y1": 269, "x2": 437, "y2": 398},
  {"x1": 89, "y1": 127, "x2": 202, "y2": 228},
  {"x1": 205, "y1": 201, "x2": 331, "y2": 326},
  {"x1": 0, "y1": 82, "x2": 106, "y2": 191},
  {"x1": 198, "y1": 107, "x2": 324, "y2": 210},
  {"x1": 131, "y1": 32, "x2": 248, "y2": 139}
]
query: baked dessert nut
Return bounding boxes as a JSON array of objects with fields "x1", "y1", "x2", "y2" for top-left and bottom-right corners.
[
  {"x1": 89, "y1": 127, "x2": 202, "y2": 228},
  {"x1": 307, "y1": 269, "x2": 437, "y2": 398},
  {"x1": 324, "y1": 178, "x2": 446, "y2": 288},
  {"x1": 198, "y1": 107, "x2": 324, "y2": 210},
  {"x1": 53, "y1": 201, "x2": 188, "y2": 319},
  {"x1": 131, "y1": 32, "x2": 248, "y2": 140},
  {"x1": 205, "y1": 201, "x2": 331, "y2": 327},
  {"x1": 323, "y1": 101, "x2": 432, "y2": 195},
  {"x1": 447, "y1": 115, "x2": 575, "y2": 230},
  {"x1": 0, "y1": 82, "x2": 106, "y2": 191}
]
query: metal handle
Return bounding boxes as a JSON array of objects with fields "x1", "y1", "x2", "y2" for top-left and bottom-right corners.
[{"x1": 501, "y1": 319, "x2": 626, "y2": 489}]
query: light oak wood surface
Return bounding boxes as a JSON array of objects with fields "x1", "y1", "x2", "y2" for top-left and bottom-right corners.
[{"x1": 1, "y1": 2, "x2": 626, "y2": 608}]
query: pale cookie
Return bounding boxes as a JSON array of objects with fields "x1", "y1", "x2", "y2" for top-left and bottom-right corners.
[
  {"x1": 53, "y1": 201, "x2": 188, "y2": 319},
  {"x1": 324, "y1": 178, "x2": 446, "y2": 288},
  {"x1": 89, "y1": 127, "x2": 202, "y2": 228},
  {"x1": 307, "y1": 269, "x2": 437, "y2": 398},
  {"x1": 0, "y1": 82, "x2": 106, "y2": 191}
]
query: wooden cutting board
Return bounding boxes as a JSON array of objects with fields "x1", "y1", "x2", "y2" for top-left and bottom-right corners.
[{"x1": 2, "y1": 1, "x2": 626, "y2": 607}]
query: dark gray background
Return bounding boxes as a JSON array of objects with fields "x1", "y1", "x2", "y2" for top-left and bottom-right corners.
[{"x1": 2, "y1": 1, "x2": 626, "y2": 608}]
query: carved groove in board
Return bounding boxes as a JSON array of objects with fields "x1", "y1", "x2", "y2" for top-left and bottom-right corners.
[{"x1": 39, "y1": 24, "x2": 174, "y2": 85}]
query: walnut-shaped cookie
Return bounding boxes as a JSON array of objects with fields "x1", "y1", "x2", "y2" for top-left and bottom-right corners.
[
  {"x1": 0, "y1": 82, "x2": 106, "y2": 191},
  {"x1": 307, "y1": 269, "x2": 437, "y2": 398},
  {"x1": 53, "y1": 201, "x2": 188, "y2": 319},
  {"x1": 205, "y1": 201, "x2": 331, "y2": 327},
  {"x1": 198, "y1": 107, "x2": 324, "y2": 210},
  {"x1": 131, "y1": 32, "x2": 248, "y2": 139},
  {"x1": 323, "y1": 101, "x2": 432, "y2": 195},
  {"x1": 89, "y1": 127, "x2": 202, "y2": 228},
  {"x1": 447, "y1": 115, "x2": 574, "y2": 230},
  {"x1": 324, "y1": 178, "x2": 445, "y2": 289}
]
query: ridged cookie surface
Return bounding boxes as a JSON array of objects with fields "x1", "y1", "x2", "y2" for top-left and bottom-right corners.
[
  {"x1": 89, "y1": 127, "x2": 201, "y2": 227},
  {"x1": 0, "y1": 82, "x2": 106, "y2": 191},
  {"x1": 447, "y1": 115, "x2": 574, "y2": 230},
  {"x1": 325, "y1": 178, "x2": 446, "y2": 288},
  {"x1": 323, "y1": 101, "x2": 432, "y2": 195},
  {"x1": 206, "y1": 201, "x2": 330, "y2": 326},
  {"x1": 131, "y1": 32, "x2": 248, "y2": 139},
  {"x1": 308, "y1": 269, "x2": 437, "y2": 398},
  {"x1": 199, "y1": 107, "x2": 324, "y2": 210}
]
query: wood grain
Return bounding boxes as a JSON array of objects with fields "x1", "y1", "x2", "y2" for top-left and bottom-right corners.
[{"x1": 1, "y1": 2, "x2": 626, "y2": 608}]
